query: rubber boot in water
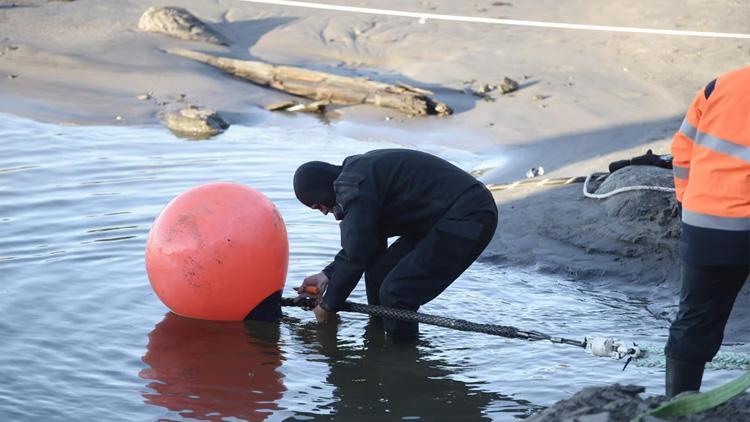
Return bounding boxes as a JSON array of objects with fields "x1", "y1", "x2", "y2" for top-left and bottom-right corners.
[
  {"x1": 665, "y1": 357, "x2": 705, "y2": 398},
  {"x1": 383, "y1": 317, "x2": 418, "y2": 343}
]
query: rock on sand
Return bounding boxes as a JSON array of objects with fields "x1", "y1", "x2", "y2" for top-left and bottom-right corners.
[
  {"x1": 593, "y1": 165, "x2": 680, "y2": 238},
  {"x1": 162, "y1": 106, "x2": 229, "y2": 139},
  {"x1": 137, "y1": 7, "x2": 228, "y2": 46}
]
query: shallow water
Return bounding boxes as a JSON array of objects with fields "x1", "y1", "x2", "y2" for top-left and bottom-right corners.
[{"x1": 0, "y1": 113, "x2": 743, "y2": 421}]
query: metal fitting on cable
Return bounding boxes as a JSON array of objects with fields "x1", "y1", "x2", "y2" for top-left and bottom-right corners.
[{"x1": 585, "y1": 336, "x2": 642, "y2": 360}]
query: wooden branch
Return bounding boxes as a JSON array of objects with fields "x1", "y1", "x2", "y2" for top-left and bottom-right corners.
[{"x1": 166, "y1": 48, "x2": 452, "y2": 117}]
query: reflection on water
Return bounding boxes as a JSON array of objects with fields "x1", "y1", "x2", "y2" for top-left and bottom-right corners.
[
  {"x1": 141, "y1": 314, "x2": 284, "y2": 421},
  {"x1": 286, "y1": 317, "x2": 539, "y2": 420},
  {"x1": 139, "y1": 315, "x2": 537, "y2": 421}
]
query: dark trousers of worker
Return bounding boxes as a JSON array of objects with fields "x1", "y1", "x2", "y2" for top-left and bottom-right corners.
[
  {"x1": 665, "y1": 264, "x2": 749, "y2": 363},
  {"x1": 664, "y1": 263, "x2": 749, "y2": 395},
  {"x1": 363, "y1": 186, "x2": 498, "y2": 339}
]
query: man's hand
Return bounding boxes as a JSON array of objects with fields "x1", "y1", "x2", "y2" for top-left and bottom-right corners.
[
  {"x1": 293, "y1": 272, "x2": 329, "y2": 309},
  {"x1": 313, "y1": 305, "x2": 332, "y2": 323}
]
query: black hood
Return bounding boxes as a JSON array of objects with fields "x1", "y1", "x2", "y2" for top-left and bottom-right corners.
[{"x1": 293, "y1": 161, "x2": 342, "y2": 208}]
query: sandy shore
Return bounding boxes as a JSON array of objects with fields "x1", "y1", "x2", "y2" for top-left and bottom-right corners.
[
  {"x1": 2, "y1": 0, "x2": 748, "y2": 338},
  {"x1": 2, "y1": 0, "x2": 749, "y2": 169}
]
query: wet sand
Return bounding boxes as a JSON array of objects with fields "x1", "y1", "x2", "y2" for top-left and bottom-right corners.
[{"x1": 2, "y1": 0, "x2": 749, "y2": 160}]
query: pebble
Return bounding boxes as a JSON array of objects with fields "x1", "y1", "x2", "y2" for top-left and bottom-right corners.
[
  {"x1": 479, "y1": 84, "x2": 496, "y2": 94},
  {"x1": 500, "y1": 77, "x2": 519, "y2": 94}
]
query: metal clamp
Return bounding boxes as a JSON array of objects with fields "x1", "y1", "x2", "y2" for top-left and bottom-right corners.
[{"x1": 585, "y1": 336, "x2": 642, "y2": 360}]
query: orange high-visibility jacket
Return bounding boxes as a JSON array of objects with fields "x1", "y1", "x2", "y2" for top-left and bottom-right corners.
[{"x1": 672, "y1": 67, "x2": 750, "y2": 232}]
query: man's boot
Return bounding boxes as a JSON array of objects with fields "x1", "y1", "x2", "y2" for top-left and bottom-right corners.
[
  {"x1": 665, "y1": 357, "x2": 705, "y2": 398},
  {"x1": 383, "y1": 317, "x2": 418, "y2": 343}
]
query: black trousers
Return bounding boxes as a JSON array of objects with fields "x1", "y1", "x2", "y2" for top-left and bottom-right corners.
[
  {"x1": 665, "y1": 263, "x2": 749, "y2": 363},
  {"x1": 364, "y1": 186, "x2": 498, "y2": 338}
]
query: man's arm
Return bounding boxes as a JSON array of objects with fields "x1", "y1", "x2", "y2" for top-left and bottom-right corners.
[
  {"x1": 320, "y1": 199, "x2": 382, "y2": 312},
  {"x1": 672, "y1": 83, "x2": 709, "y2": 206},
  {"x1": 321, "y1": 252, "x2": 341, "y2": 281}
]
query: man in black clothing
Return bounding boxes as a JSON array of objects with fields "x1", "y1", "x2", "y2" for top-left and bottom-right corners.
[{"x1": 293, "y1": 149, "x2": 498, "y2": 339}]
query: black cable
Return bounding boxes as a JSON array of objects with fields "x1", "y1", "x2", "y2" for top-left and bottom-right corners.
[{"x1": 282, "y1": 297, "x2": 586, "y2": 348}]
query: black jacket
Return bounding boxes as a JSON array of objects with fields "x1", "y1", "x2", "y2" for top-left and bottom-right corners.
[{"x1": 320, "y1": 149, "x2": 485, "y2": 311}]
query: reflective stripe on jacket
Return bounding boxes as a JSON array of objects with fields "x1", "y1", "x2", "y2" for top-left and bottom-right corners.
[{"x1": 671, "y1": 67, "x2": 750, "y2": 231}]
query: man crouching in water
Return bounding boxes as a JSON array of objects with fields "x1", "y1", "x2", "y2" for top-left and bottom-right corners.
[{"x1": 293, "y1": 149, "x2": 498, "y2": 340}]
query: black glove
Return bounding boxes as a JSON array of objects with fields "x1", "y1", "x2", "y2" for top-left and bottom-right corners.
[
  {"x1": 609, "y1": 150, "x2": 673, "y2": 173},
  {"x1": 631, "y1": 149, "x2": 673, "y2": 169},
  {"x1": 608, "y1": 159, "x2": 631, "y2": 173}
]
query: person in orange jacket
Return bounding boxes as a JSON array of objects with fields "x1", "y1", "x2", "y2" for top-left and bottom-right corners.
[{"x1": 665, "y1": 67, "x2": 750, "y2": 397}]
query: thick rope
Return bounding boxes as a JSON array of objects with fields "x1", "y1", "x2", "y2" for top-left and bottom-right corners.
[
  {"x1": 582, "y1": 171, "x2": 675, "y2": 199},
  {"x1": 635, "y1": 344, "x2": 750, "y2": 370},
  {"x1": 282, "y1": 297, "x2": 585, "y2": 347},
  {"x1": 281, "y1": 298, "x2": 750, "y2": 370},
  {"x1": 485, "y1": 172, "x2": 675, "y2": 200},
  {"x1": 486, "y1": 175, "x2": 601, "y2": 192}
]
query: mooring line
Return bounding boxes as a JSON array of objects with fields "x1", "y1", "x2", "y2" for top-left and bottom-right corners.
[
  {"x1": 485, "y1": 175, "x2": 600, "y2": 192},
  {"x1": 281, "y1": 298, "x2": 750, "y2": 370},
  {"x1": 237, "y1": 0, "x2": 750, "y2": 40}
]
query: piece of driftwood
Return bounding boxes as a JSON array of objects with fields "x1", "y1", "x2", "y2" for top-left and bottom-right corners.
[
  {"x1": 265, "y1": 100, "x2": 328, "y2": 113},
  {"x1": 166, "y1": 48, "x2": 452, "y2": 117}
]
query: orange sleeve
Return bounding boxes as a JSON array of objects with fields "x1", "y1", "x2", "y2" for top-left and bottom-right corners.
[{"x1": 671, "y1": 90, "x2": 704, "y2": 203}]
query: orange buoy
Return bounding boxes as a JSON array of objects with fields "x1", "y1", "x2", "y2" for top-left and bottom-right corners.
[{"x1": 145, "y1": 182, "x2": 288, "y2": 321}]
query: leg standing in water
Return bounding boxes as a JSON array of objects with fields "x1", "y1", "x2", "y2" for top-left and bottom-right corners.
[
  {"x1": 665, "y1": 67, "x2": 750, "y2": 397},
  {"x1": 292, "y1": 149, "x2": 498, "y2": 340}
]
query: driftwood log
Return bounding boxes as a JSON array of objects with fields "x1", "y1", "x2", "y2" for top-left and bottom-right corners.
[{"x1": 166, "y1": 48, "x2": 452, "y2": 117}]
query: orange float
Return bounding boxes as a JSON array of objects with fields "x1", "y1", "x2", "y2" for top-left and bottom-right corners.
[{"x1": 145, "y1": 182, "x2": 288, "y2": 321}]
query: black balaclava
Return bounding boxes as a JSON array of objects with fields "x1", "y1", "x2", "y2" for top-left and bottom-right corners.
[{"x1": 293, "y1": 161, "x2": 342, "y2": 208}]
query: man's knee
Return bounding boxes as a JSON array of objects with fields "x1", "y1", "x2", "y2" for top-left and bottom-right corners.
[
  {"x1": 375, "y1": 283, "x2": 420, "y2": 340},
  {"x1": 665, "y1": 336, "x2": 718, "y2": 363},
  {"x1": 378, "y1": 282, "x2": 412, "y2": 309},
  {"x1": 365, "y1": 263, "x2": 387, "y2": 287},
  {"x1": 383, "y1": 317, "x2": 418, "y2": 341},
  {"x1": 665, "y1": 263, "x2": 748, "y2": 362},
  {"x1": 666, "y1": 303, "x2": 724, "y2": 363}
]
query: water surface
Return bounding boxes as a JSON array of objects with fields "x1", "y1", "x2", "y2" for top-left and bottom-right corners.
[{"x1": 0, "y1": 113, "x2": 742, "y2": 421}]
